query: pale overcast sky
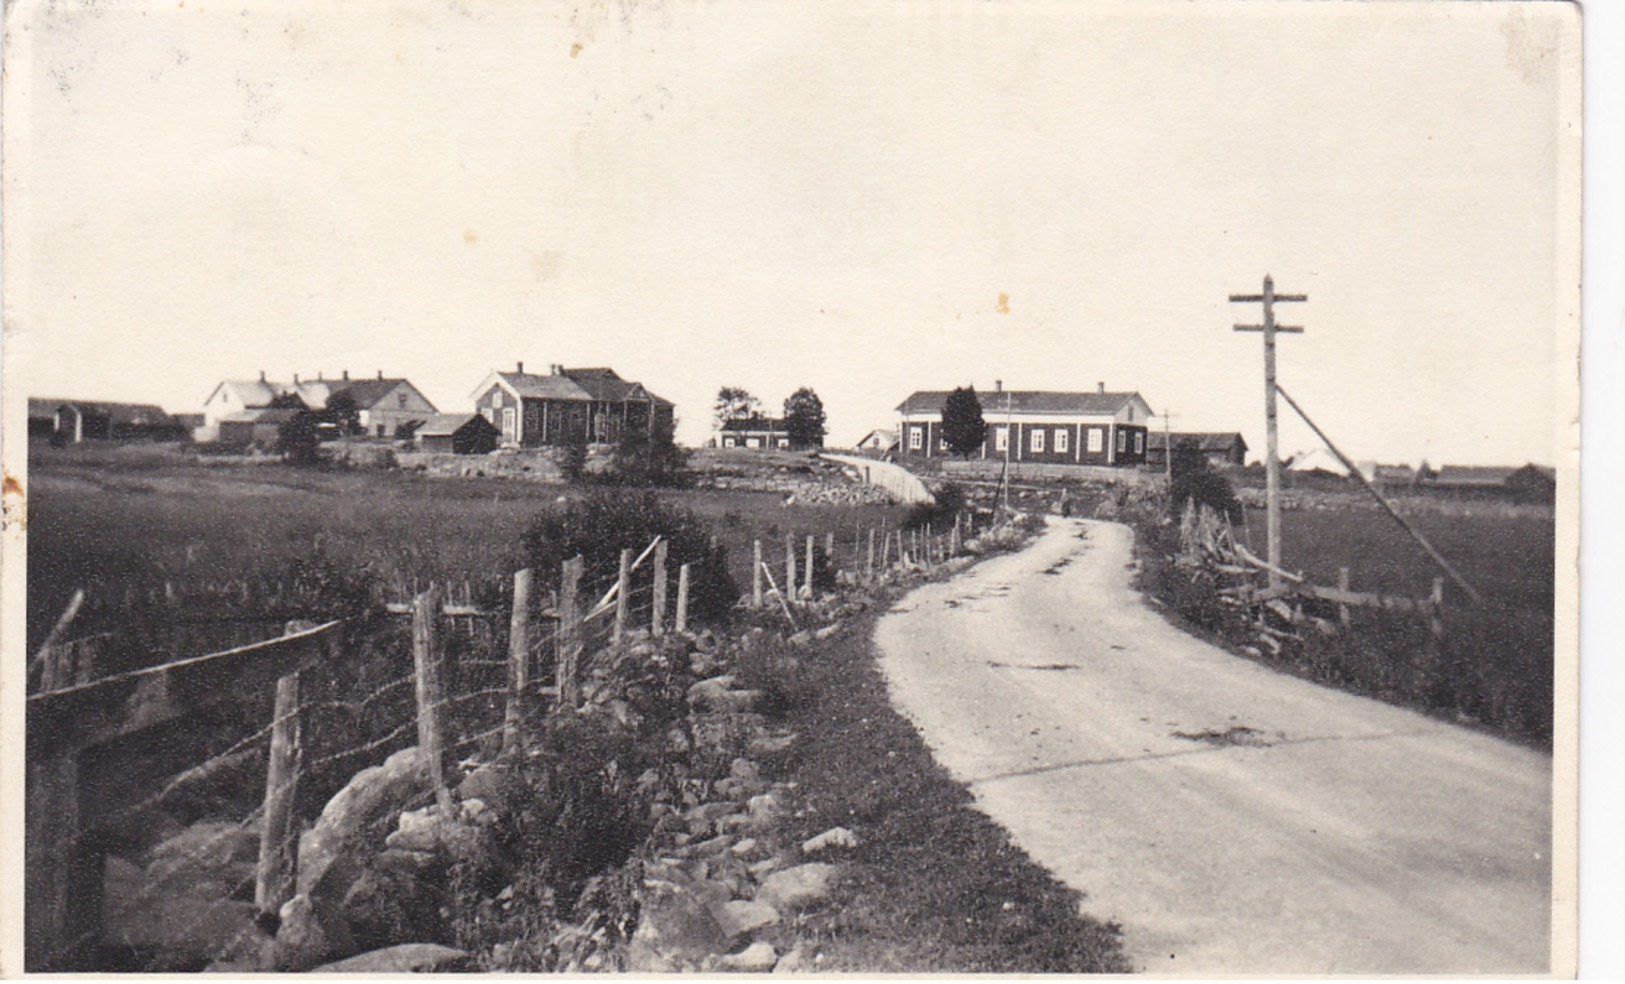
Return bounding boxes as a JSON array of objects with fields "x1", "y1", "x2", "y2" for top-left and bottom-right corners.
[{"x1": 4, "y1": 0, "x2": 1579, "y2": 466}]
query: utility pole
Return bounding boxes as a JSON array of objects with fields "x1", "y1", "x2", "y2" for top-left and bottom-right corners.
[
  {"x1": 1230, "y1": 274, "x2": 1306, "y2": 589},
  {"x1": 1159, "y1": 409, "x2": 1177, "y2": 487},
  {"x1": 1001, "y1": 388, "x2": 1013, "y2": 514}
]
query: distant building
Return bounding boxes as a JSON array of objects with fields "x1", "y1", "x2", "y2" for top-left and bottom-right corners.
[
  {"x1": 469, "y1": 363, "x2": 675, "y2": 448},
  {"x1": 28, "y1": 398, "x2": 180, "y2": 443},
  {"x1": 1426, "y1": 463, "x2": 1555, "y2": 502},
  {"x1": 415, "y1": 413, "x2": 500, "y2": 455},
  {"x1": 896, "y1": 382, "x2": 1152, "y2": 466},
  {"x1": 198, "y1": 370, "x2": 437, "y2": 441},
  {"x1": 215, "y1": 407, "x2": 302, "y2": 447},
  {"x1": 718, "y1": 416, "x2": 790, "y2": 450},
  {"x1": 855, "y1": 428, "x2": 899, "y2": 455},
  {"x1": 1284, "y1": 448, "x2": 1350, "y2": 477},
  {"x1": 1146, "y1": 432, "x2": 1248, "y2": 470}
]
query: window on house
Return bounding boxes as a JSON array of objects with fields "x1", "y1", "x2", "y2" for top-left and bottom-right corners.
[
  {"x1": 1031, "y1": 428, "x2": 1045, "y2": 453},
  {"x1": 723, "y1": 436, "x2": 735, "y2": 448},
  {"x1": 994, "y1": 426, "x2": 1008, "y2": 452},
  {"x1": 777, "y1": 438, "x2": 789, "y2": 449},
  {"x1": 1135, "y1": 432, "x2": 1144, "y2": 454},
  {"x1": 398, "y1": 392, "x2": 408, "y2": 408},
  {"x1": 910, "y1": 426, "x2": 923, "y2": 450},
  {"x1": 1117, "y1": 429, "x2": 1127, "y2": 452},
  {"x1": 1088, "y1": 428, "x2": 1103, "y2": 453},
  {"x1": 1055, "y1": 428, "x2": 1069, "y2": 453},
  {"x1": 376, "y1": 424, "x2": 386, "y2": 438}
]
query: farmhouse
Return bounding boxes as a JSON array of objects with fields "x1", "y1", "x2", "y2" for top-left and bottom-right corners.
[
  {"x1": 717, "y1": 416, "x2": 790, "y2": 450},
  {"x1": 469, "y1": 363, "x2": 675, "y2": 448},
  {"x1": 855, "y1": 428, "x2": 899, "y2": 455},
  {"x1": 28, "y1": 398, "x2": 180, "y2": 443},
  {"x1": 415, "y1": 413, "x2": 500, "y2": 455},
  {"x1": 197, "y1": 371, "x2": 437, "y2": 440},
  {"x1": 1146, "y1": 432, "x2": 1249, "y2": 470},
  {"x1": 896, "y1": 383, "x2": 1153, "y2": 466}
]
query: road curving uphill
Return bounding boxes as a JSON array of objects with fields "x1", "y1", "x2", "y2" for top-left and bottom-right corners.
[{"x1": 875, "y1": 516, "x2": 1553, "y2": 975}]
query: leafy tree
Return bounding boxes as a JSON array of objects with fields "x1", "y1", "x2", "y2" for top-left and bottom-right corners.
[
  {"x1": 322, "y1": 392, "x2": 361, "y2": 436},
  {"x1": 782, "y1": 387, "x2": 827, "y2": 451},
  {"x1": 713, "y1": 386, "x2": 760, "y2": 432},
  {"x1": 559, "y1": 433, "x2": 589, "y2": 483},
  {"x1": 276, "y1": 410, "x2": 322, "y2": 466},
  {"x1": 1171, "y1": 470, "x2": 1243, "y2": 524},
  {"x1": 608, "y1": 417, "x2": 689, "y2": 487},
  {"x1": 940, "y1": 386, "x2": 987, "y2": 458}
]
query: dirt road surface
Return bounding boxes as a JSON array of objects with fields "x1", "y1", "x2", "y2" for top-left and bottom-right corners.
[{"x1": 876, "y1": 518, "x2": 1553, "y2": 975}]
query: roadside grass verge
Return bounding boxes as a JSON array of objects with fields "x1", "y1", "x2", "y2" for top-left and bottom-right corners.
[{"x1": 733, "y1": 602, "x2": 1129, "y2": 973}]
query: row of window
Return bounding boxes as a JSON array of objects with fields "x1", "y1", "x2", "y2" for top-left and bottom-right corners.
[{"x1": 910, "y1": 424, "x2": 1144, "y2": 455}]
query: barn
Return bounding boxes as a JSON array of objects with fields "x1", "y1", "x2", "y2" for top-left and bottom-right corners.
[
  {"x1": 896, "y1": 382, "x2": 1153, "y2": 466},
  {"x1": 28, "y1": 399, "x2": 180, "y2": 443},
  {"x1": 215, "y1": 408, "x2": 301, "y2": 447},
  {"x1": 416, "y1": 413, "x2": 500, "y2": 455},
  {"x1": 1146, "y1": 432, "x2": 1249, "y2": 470}
]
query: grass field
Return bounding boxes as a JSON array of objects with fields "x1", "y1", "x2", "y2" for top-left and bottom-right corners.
[
  {"x1": 24, "y1": 443, "x2": 907, "y2": 652},
  {"x1": 1234, "y1": 504, "x2": 1556, "y2": 747}
]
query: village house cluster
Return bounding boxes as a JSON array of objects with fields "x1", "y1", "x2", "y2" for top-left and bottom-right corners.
[{"x1": 27, "y1": 367, "x2": 1553, "y2": 501}]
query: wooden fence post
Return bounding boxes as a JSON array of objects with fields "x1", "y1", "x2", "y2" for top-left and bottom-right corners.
[
  {"x1": 25, "y1": 750, "x2": 96, "y2": 971},
  {"x1": 785, "y1": 534, "x2": 797, "y2": 602},
  {"x1": 1428, "y1": 577, "x2": 1445, "y2": 649},
  {"x1": 804, "y1": 534, "x2": 815, "y2": 598},
  {"x1": 675, "y1": 563, "x2": 691, "y2": 635},
  {"x1": 867, "y1": 528, "x2": 876, "y2": 576},
  {"x1": 652, "y1": 539, "x2": 669, "y2": 637},
  {"x1": 825, "y1": 531, "x2": 836, "y2": 567},
  {"x1": 412, "y1": 585, "x2": 453, "y2": 813},
  {"x1": 752, "y1": 539, "x2": 764, "y2": 608},
  {"x1": 1337, "y1": 567, "x2": 1351, "y2": 627},
  {"x1": 557, "y1": 556, "x2": 584, "y2": 709},
  {"x1": 613, "y1": 548, "x2": 632, "y2": 645},
  {"x1": 256, "y1": 670, "x2": 302, "y2": 919},
  {"x1": 504, "y1": 568, "x2": 534, "y2": 751}
]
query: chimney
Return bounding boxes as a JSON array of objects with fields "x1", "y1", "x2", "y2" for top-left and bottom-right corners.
[
  {"x1": 377, "y1": 369, "x2": 384, "y2": 380},
  {"x1": 552, "y1": 364, "x2": 564, "y2": 376},
  {"x1": 516, "y1": 361, "x2": 524, "y2": 374},
  {"x1": 293, "y1": 372, "x2": 300, "y2": 385},
  {"x1": 342, "y1": 369, "x2": 349, "y2": 381},
  {"x1": 994, "y1": 379, "x2": 1002, "y2": 393},
  {"x1": 259, "y1": 370, "x2": 266, "y2": 382},
  {"x1": 317, "y1": 371, "x2": 324, "y2": 381},
  {"x1": 1097, "y1": 381, "x2": 1105, "y2": 394}
]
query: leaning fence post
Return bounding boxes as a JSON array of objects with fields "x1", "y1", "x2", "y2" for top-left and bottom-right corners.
[
  {"x1": 785, "y1": 534, "x2": 797, "y2": 603},
  {"x1": 1337, "y1": 567, "x2": 1351, "y2": 627},
  {"x1": 412, "y1": 585, "x2": 453, "y2": 813},
  {"x1": 504, "y1": 568, "x2": 534, "y2": 751},
  {"x1": 652, "y1": 539, "x2": 669, "y2": 637},
  {"x1": 1428, "y1": 577, "x2": 1445, "y2": 651},
  {"x1": 752, "y1": 539, "x2": 764, "y2": 608},
  {"x1": 675, "y1": 563, "x2": 691, "y2": 635},
  {"x1": 557, "y1": 556, "x2": 584, "y2": 709},
  {"x1": 613, "y1": 548, "x2": 632, "y2": 646},
  {"x1": 256, "y1": 669, "x2": 302, "y2": 920}
]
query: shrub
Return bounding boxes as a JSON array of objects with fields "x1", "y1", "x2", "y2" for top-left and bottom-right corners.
[
  {"x1": 522, "y1": 491, "x2": 738, "y2": 625},
  {"x1": 276, "y1": 411, "x2": 323, "y2": 467},
  {"x1": 605, "y1": 418, "x2": 688, "y2": 488},
  {"x1": 1170, "y1": 470, "x2": 1243, "y2": 524},
  {"x1": 901, "y1": 480, "x2": 968, "y2": 531}
]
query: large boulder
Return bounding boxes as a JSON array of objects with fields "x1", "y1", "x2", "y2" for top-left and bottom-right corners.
[
  {"x1": 102, "y1": 851, "x2": 260, "y2": 971},
  {"x1": 311, "y1": 943, "x2": 470, "y2": 973},
  {"x1": 755, "y1": 863, "x2": 837, "y2": 913},
  {"x1": 626, "y1": 879, "x2": 729, "y2": 970},
  {"x1": 297, "y1": 746, "x2": 433, "y2": 900}
]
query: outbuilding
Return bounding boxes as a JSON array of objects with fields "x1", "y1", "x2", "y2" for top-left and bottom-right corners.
[{"x1": 416, "y1": 413, "x2": 500, "y2": 455}]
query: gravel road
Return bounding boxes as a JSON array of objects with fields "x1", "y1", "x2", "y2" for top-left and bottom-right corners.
[{"x1": 875, "y1": 517, "x2": 1553, "y2": 975}]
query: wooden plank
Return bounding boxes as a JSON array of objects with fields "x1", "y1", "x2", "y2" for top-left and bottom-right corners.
[
  {"x1": 412, "y1": 587, "x2": 453, "y2": 813},
  {"x1": 651, "y1": 539, "x2": 669, "y2": 637},
  {"x1": 613, "y1": 548, "x2": 632, "y2": 645},
  {"x1": 556, "y1": 556, "x2": 584, "y2": 709},
  {"x1": 27, "y1": 620, "x2": 342, "y2": 758},
  {"x1": 675, "y1": 563, "x2": 691, "y2": 635},
  {"x1": 752, "y1": 539, "x2": 763, "y2": 608},
  {"x1": 504, "y1": 569, "x2": 533, "y2": 751}
]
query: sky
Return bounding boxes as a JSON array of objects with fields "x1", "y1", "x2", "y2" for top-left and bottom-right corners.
[{"x1": 3, "y1": 0, "x2": 1579, "y2": 467}]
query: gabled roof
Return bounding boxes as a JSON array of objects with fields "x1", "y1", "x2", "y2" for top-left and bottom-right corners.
[
  {"x1": 857, "y1": 428, "x2": 899, "y2": 447},
  {"x1": 479, "y1": 367, "x2": 672, "y2": 406},
  {"x1": 1285, "y1": 448, "x2": 1350, "y2": 476},
  {"x1": 326, "y1": 378, "x2": 417, "y2": 409},
  {"x1": 720, "y1": 416, "x2": 787, "y2": 433},
  {"x1": 29, "y1": 398, "x2": 173, "y2": 426},
  {"x1": 416, "y1": 413, "x2": 493, "y2": 437},
  {"x1": 1147, "y1": 431, "x2": 1248, "y2": 453},
  {"x1": 1432, "y1": 465, "x2": 1519, "y2": 486},
  {"x1": 897, "y1": 389, "x2": 1147, "y2": 416},
  {"x1": 220, "y1": 407, "x2": 302, "y2": 424}
]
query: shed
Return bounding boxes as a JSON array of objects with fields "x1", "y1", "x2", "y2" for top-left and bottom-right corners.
[
  {"x1": 215, "y1": 408, "x2": 301, "y2": 447},
  {"x1": 416, "y1": 413, "x2": 500, "y2": 455}
]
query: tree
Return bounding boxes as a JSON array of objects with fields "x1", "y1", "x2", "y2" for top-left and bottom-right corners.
[
  {"x1": 322, "y1": 392, "x2": 361, "y2": 436},
  {"x1": 608, "y1": 416, "x2": 689, "y2": 487},
  {"x1": 276, "y1": 410, "x2": 322, "y2": 466},
  {"x1": 782, "y1": 387, "x2": 826, "y2": 451},
  {"x1": 713, "y1": 386, "x2": 760, "y2": 433},
  {"x1": 940, "y1": 386, "x2": 987, "y2": 458}
]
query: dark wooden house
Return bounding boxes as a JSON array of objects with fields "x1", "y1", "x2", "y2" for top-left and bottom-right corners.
[
  {"x1": 897, "y1": 383, "x2": 1153, "y2": 466},
  {"x1": 1146, "y1": 432, "x2": 1249, "y2": 470},
  {"x1": 717, "y1": 416, "x2": 790, "y2": 450},
  {"x1": 469, "y1": 363, "x2": 675, "y2": 448}
]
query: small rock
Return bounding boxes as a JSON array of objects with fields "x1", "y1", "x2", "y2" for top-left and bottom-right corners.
[
  {"x1": 730, "y1": 757, "x2": 761, "y2": 784},
  {"x1": 801, "y1": 826, "x2": 859, "y2": 854},
  {"x1": 747, "y1": 733, "x2": 798, "y2": 756},
  {"x1": 787, "y1": 630, "x2": 814, "y2": 648},
  {"x1": 272, "y1": 894, "x2": 331, "y2": 972},
  {"x1": 747, "y1": 857, "x2": 781, "y2": 877},
  {"x1": 772, "y1": 945, "x2": 811, "y2": 974},
  {"x1": 455, "y1": 761, "x2": 518, "y2": 815},
  {"x1": 746, "y1": 792, "x2": 784, "y2": 826},
  {"x1": 813, "y1": 622, "x2": 843, "y2": 640},
  {"x1": 756, "y1": 863, "x2": 837, "y2": 912},
  {"x1": 721, "y1": 941, "x2": 779, "y2": 971},
  {"x1": 730, "y1": 837, "x2": 758, "y2": 856}
]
